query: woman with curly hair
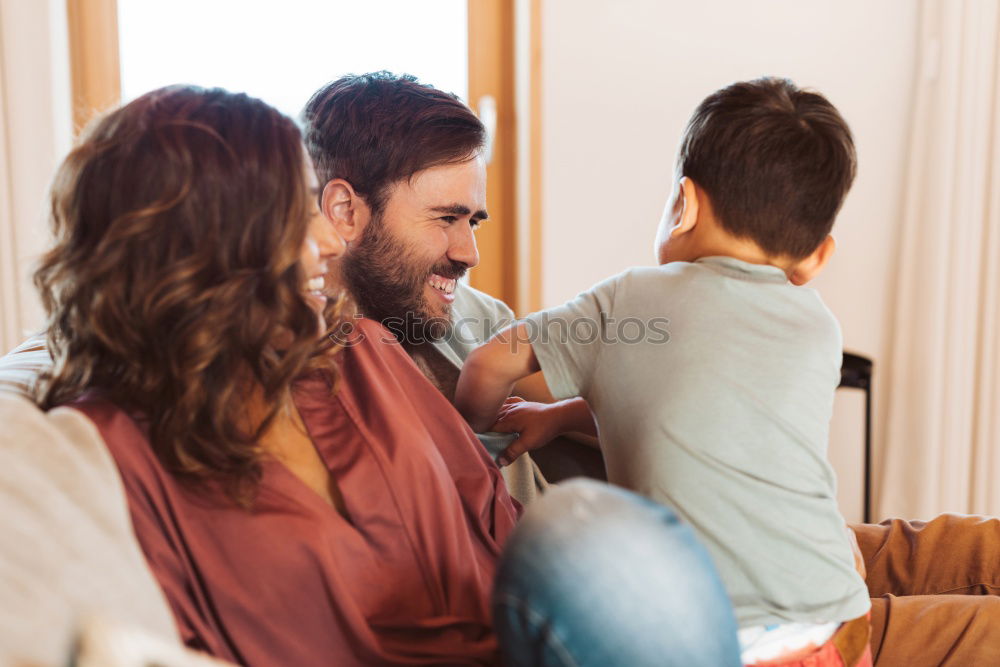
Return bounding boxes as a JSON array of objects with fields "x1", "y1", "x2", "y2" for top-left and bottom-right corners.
[{"x1": 34, "y1": 85, "x2": 520, "y2": 665}]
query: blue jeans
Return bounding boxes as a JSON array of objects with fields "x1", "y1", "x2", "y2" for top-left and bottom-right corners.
[{"x1": 493, "y1": 479, "x2": 740, "y2": 666}]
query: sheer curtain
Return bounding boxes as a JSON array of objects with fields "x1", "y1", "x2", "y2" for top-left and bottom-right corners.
[
  {"x1": 0, "y1": 0, "x2": 72, "y2": 354},
  {"x1": 878, "y1": 0, "x2": 1000, "y2": 519}
]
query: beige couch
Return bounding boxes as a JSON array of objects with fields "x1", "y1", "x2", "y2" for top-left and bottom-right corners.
[{"x1": 0, "y1": 339, "x2": 225, "y2": 666}]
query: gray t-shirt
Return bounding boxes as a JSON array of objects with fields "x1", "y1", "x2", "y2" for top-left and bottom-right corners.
[
  {"x1": 433, "y1": 283, "x2": 548, "y2": 504},
  {"x1": 526, "y1": 256, "x2": 870, "y2": 628}
]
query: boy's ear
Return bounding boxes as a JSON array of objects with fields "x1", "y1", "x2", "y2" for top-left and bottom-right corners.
[
  {"x1": 671, "y1": 177, "x2": 701, "y2": 237},
  {"x1": 321, "y1": 179, "x2": 370, "y2": 243},
  {"x1": 789, "y1": 235, "x2": 836, "y2": 286}
]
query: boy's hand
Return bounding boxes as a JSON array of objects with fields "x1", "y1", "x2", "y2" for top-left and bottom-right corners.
[{"x1": 491, "y1": 397, "x2": 560, "y2": 467}]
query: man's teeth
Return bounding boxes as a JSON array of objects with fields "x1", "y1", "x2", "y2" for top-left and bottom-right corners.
[
  {"x1": 428, "y1": 274, "x2": 456, "y2": 295},
  {"x1": 306, "y1": 276, "x2": 324, "y2": 292}
]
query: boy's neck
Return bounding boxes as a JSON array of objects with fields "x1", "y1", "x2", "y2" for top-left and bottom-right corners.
[{"x1": 687, "y1": 215, "x2": 797, "y2": 277}]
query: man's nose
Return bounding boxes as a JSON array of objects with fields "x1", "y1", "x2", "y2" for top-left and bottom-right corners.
[{"x1": 448, "y1": 222, "x2": 480, "y2": 268}]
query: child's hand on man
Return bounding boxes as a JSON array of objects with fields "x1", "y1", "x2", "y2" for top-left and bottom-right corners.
[{"x1": 491, "y1": 397, "x2": 560, "y2": 466}]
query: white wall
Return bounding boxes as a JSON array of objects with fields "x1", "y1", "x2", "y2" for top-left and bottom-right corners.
[
  {"x1": 539, "y1": 0, "x2": 919, "y2": 521},
  {"x1": 0, "y1": 0, "x2": 72, "y2": 352}
]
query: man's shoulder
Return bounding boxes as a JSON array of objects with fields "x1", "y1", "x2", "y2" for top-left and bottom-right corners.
[
  {"x1": 451, "y1": 283, "x2": 516, "y2": 339},
  {"x1": 452, "y1": 282, "x2": 515, "y2": 321},
  {"x1": 0, "y1": 333, "x2": 52, "y2": 399},
  {"x1": 437, "y1": 284, "x2": 516, "y2": 359}
]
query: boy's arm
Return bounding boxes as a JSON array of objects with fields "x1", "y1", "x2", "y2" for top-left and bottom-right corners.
[
  {"x1": 455, "y1": 322, "x2": 540, "y2": 433},
  {"x1": 491, "y1": 396, "x2": 597, "y2": 466},
  {"x1": 510, "y1": 372, "x2": 600, "y2": 449}
]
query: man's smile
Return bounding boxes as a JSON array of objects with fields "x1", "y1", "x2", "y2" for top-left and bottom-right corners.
[{"x1": 427, "y1": 273, "x2": 457, "y2": 303}]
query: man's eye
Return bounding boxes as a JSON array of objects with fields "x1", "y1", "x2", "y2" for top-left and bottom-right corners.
[
  {"x1": 470, "y1": 219, "x2": 483, "y2": 230},
  {"x1": 439, "y1": 216, "x2": 458, "y2": 223}
]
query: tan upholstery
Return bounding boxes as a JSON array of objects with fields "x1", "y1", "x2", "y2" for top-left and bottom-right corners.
[{"x1": 0, "y1": 349, "x2": 180, "y2": 664}]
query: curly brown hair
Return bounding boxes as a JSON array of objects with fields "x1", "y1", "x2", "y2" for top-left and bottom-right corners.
[{"x1": 34, "y1": 85, "x2": 345, "y2": 503}]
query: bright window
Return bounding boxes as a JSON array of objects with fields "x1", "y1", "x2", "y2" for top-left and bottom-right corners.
[{"x1": 117, "y1": 0, "x2": 468, "y2": 118}]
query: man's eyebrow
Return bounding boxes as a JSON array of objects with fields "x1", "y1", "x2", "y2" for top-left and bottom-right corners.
[{"x1": 429, "y1": 204, "x2": 489, "y2": 220}]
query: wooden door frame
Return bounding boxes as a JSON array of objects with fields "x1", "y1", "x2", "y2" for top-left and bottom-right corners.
[
  {"x1": 66, "y1": 0, "x2": 121, "y2": 133},
  {"x1": 467, "y1": 0, "x2": 518, "y2": 313},
  {"x1": 468, "y1": 0, "x2": 542, "y2": 315}
]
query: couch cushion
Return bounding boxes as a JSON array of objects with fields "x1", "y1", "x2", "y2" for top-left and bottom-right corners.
[{"x1": 0, "y1": 393, "x2": 179, "y2": 665}]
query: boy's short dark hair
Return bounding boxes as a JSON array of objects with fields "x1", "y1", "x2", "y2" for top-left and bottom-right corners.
[
  {"x1": 301, "y1": 71, "x2": 486, "y2": 216},
  {"x1": 677, "y1": 77, "x2": 856, "y2": 259}
]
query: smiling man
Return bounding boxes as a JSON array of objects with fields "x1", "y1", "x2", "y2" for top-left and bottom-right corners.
[{"x1": 301, "y1": 72, "x2": 547, "y2": 503}]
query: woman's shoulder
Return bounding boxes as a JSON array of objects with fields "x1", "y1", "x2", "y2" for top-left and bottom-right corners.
[{"x1": 65, "y1": 398, "x2": 163, "y2": 482}]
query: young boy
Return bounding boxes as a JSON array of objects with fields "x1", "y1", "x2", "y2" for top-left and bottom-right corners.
[{"x1": 454, "y1": 78, "x2": 871, "y2": 665}]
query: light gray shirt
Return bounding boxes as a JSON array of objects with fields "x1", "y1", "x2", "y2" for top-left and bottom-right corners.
[
  {"x1": 433, "y1": 283, "x2": 547, "y2": 504},
  {"x1": 526, "y1": 256, "x2": 870, "y2": 627}
]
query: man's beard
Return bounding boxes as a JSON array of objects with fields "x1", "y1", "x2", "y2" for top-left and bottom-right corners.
[{"x1": 341, "y1": 213, "x2": 467, "y2": 345}]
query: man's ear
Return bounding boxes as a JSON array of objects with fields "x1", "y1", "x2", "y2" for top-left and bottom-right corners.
[
  {"x1": 671, "y1": 177, "x2": 701, "y2": 238},
  {"x1": 321, "y1": 179, "x2": 370, "y2": 243},
  {"x1": 789, "y1": 235, "x2": 836, "y2": 286}
]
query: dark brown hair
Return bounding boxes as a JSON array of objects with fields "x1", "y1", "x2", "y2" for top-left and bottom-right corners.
[
  {"x1": 678, "y1": 77, "x2": 856, "y2": 259},
  {"x1": 34, "y1": 85, "x2": 344, "y2": 503},
  {"x1": 301, "y1": 71, "x2": 486, "y2": 215}
]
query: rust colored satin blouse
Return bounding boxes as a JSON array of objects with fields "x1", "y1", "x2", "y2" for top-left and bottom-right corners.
[{"x1": 71, "y1": 319, "x2": 521, "y2": 666}]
